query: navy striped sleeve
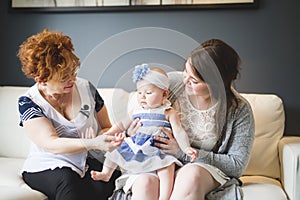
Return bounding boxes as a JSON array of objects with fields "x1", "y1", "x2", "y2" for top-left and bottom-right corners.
[
  {"x1": 88, "y1": 82, "x2": 104, "y2": 112},
  {"x1": 18, "y1": 96, "x2": 44, "y2": 127}
]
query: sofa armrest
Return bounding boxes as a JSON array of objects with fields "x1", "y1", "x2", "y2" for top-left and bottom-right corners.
[{"x1": 279, "y1": 136, "x2": 300, "y2": 200}]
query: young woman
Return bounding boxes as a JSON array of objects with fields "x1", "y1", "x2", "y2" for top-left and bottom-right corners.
[{"x1": 111, "y1": 39, "x2": 255, "y2": 200}]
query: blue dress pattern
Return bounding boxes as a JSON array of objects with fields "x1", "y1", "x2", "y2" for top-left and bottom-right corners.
[{"x1": 105, "y1": 103, "x2": 182, "y2": 174}]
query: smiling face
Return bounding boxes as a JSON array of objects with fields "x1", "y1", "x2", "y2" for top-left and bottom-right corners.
[
  {"x1": 46, "y1": 75, "x2": 77, "y2": 95},
  {"x1": 136, "y1": 79, "x2": 167, "y2": 109},
  {"x1": 37, "y1": 67, "x2": 78, "y2": 97},
  {"x1": 183, "y1": 59, "x2": 210, "y2": 98}
]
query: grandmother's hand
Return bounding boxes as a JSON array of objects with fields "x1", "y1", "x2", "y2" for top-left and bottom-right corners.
[
  {"x1": 92, "y1": 134, "x2": 123, "y2": 152},
  {"x1": 154, "y1": 127, "x2": 180, "y2": 156}
]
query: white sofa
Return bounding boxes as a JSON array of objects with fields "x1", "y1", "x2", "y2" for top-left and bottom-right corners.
[{"x1": 0, "y1": 86, "x2": 299, "y2": 200}]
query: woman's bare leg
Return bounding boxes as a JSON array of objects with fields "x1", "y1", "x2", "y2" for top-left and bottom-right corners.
[
  {"x1": 170, "y1": 164, "x2": 220, "y2": 200},
  {"x1": 131, "y1": 174, "x2": 159, "y2": 200},
  {"x1": 157, "y1": 163, "x2": 175, "y2": 200}
]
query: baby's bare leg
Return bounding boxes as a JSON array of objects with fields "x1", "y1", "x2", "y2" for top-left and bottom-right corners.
[
  {"x1": 157, "y1": 163, "x2": 175, "y2": 200},
  {"x1": 90, "y1": 159, "x2": 116, "y2": 182}
]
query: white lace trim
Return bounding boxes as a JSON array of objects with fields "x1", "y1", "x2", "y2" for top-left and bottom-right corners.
[{"x1": 174, "y1": 91, "x2": 218, "y2": 150}]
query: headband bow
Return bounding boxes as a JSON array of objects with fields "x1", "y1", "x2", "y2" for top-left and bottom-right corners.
[{"x1": 132, "y1": 64, "x2": 169, "y2": 90}]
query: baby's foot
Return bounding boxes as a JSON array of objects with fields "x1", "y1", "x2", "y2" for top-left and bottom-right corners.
[{"x1": 90, "y1": 170, "x2": 111, "y2": 182}]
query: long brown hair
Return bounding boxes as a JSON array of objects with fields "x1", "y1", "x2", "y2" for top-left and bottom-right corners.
[
  {"x1": 190, "y1": 38, "x2": 241, "y2": 109},
  {"x1": 189, "y1": 39, "x2": 241, "y2": 150}
]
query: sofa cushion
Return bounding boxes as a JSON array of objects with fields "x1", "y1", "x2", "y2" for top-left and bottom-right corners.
[
  {"x1": 0, "y1": 186, "x2": 47, "y2": 200},
  {"x1": 279, "y1": 136, "x2": 300, "y2": 200},
  {"x1": 98, "y1": 88, "x2": 129, "y2": 124},
  {"x1": 0, "y1": 157, "x2": 26, "y2": 186},
  {"x1": 0, "y1": 86, "x2": 31, "y2": 158},
  {"x1": 241, "y1": 176, "x2": 287, "y2": 200},
  {"x1": 241, "y1": 94, "x2": 285, "y2": 179},
  {"x1": 0, "y1": 157, "x2": 47, "y2": 199}
]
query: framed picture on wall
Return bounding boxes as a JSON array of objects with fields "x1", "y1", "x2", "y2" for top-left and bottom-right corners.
[{"x1": 11, "y1": 0, "x2": 258, "y2": 12}]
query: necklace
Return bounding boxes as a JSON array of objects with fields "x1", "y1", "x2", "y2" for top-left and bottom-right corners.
[
  {"x1": 50, "y1": 96, "x2": 66, "y2": 114},
  {"x1": 38, "y1": 86, "x2": 66, "y2": 113},
  {"x1": 39, "y1": 85, "x2": 81, "y2": 120},
  {"x1": 188, "y1": 94, "x2": 214, "y2": 111},
  {"x1": 57, "y1": 104, "x2": 65, "y2": 114}
]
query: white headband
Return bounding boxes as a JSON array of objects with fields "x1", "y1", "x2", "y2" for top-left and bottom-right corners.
[{"x1": 132, "y1": 63, "x2": 169, "y2": 90}]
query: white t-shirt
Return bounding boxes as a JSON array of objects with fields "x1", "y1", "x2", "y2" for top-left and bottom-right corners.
[{"x1": 18, "y1": 78, "x2": 102, "y2": 177}]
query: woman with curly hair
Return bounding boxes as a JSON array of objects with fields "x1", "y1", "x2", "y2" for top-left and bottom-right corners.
[{"x1": 17, "y1": 29, "x2": 122, "y2": 200}]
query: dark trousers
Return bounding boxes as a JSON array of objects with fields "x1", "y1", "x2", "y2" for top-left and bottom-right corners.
[{"x1": 22, "y1": 157, "x2": 121, "y2": 200}]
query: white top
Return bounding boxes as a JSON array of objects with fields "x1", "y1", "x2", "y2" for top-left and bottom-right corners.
[
  {"x1": 19, "y1": 78, "x2": 99, "y2": 177},
  {"x1": 173, "y1": 90, "x2": 218, "y2": 151},
  {"x1": 171, "y1": 90, "x2": 230, "y2": 186}
]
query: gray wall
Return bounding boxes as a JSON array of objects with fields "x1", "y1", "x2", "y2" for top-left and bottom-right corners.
[{"x1": 1, "y1": 0, "x2": 299, "y2": 136}]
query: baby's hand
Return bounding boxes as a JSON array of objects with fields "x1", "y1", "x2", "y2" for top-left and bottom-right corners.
[
  {"x1": 112, "y1": 132, "x2": 125, "y2": 146},
  {"x1": 185, "y1": 147, "x2": 198, "y2": 162}
]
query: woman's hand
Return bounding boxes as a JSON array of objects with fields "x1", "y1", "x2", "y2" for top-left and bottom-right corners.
[
  {"x1": 154, "y1": 127, "x2": 180, "y2": 156},
  {"x1": 92, "y1": 134, "x2": 123, "y2": 152}
]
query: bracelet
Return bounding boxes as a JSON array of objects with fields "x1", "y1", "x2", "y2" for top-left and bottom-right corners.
[{"x1": 124, "y1": 130, "x2": 129, "y2": 137}]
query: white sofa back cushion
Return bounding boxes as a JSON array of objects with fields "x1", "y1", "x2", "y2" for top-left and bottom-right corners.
[
  {"x1": 241, "y1": 94, "x2": 285, "y2": 179},
  {"x1": 0, "y1": 87, "x2": 31, "y2": 158},
  {"x1": 97, "y1": 88, "x2": 129, "y2": 124}
]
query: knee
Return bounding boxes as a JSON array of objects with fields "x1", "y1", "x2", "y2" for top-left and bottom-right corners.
[
  {"x1": 175, "y1": 166, "x2": 203, "y2": 186},
  {"x1": 178, "y1": 165, "x2": 203, "y2": 185},
  {"x1": 57, "y1": 168, "x2": 82, "y2": 192},
  {"x1": 173, "y1": 165, "x2": 219, "y2": 199},
  {"x1": 131, "y1": 175, "x2": 159, "y2": 200},
  {"x1": 54, "y1": 168, "x2": 85, "y2": 200},
  {"x1": 133, "y1": 175, "x2": 159, "y2": 192}
]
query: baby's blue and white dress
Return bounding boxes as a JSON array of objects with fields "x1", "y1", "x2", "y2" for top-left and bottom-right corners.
[{"x1": 105, "y1": 101, "x2": 182, "y2": 176}]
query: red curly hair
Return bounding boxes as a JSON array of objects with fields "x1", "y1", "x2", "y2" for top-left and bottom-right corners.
[{"x1": 17, "y1": 29, "x2": 80, "y2": 82}]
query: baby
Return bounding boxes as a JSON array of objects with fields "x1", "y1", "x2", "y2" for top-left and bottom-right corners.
[{"x1": 91, "y1": 64, "x2": 197, "y2": 200}]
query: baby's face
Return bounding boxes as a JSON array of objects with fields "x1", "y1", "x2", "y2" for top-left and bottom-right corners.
[{"x1": 136, "y1": 80, "x2": 165, "y2": 109}]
